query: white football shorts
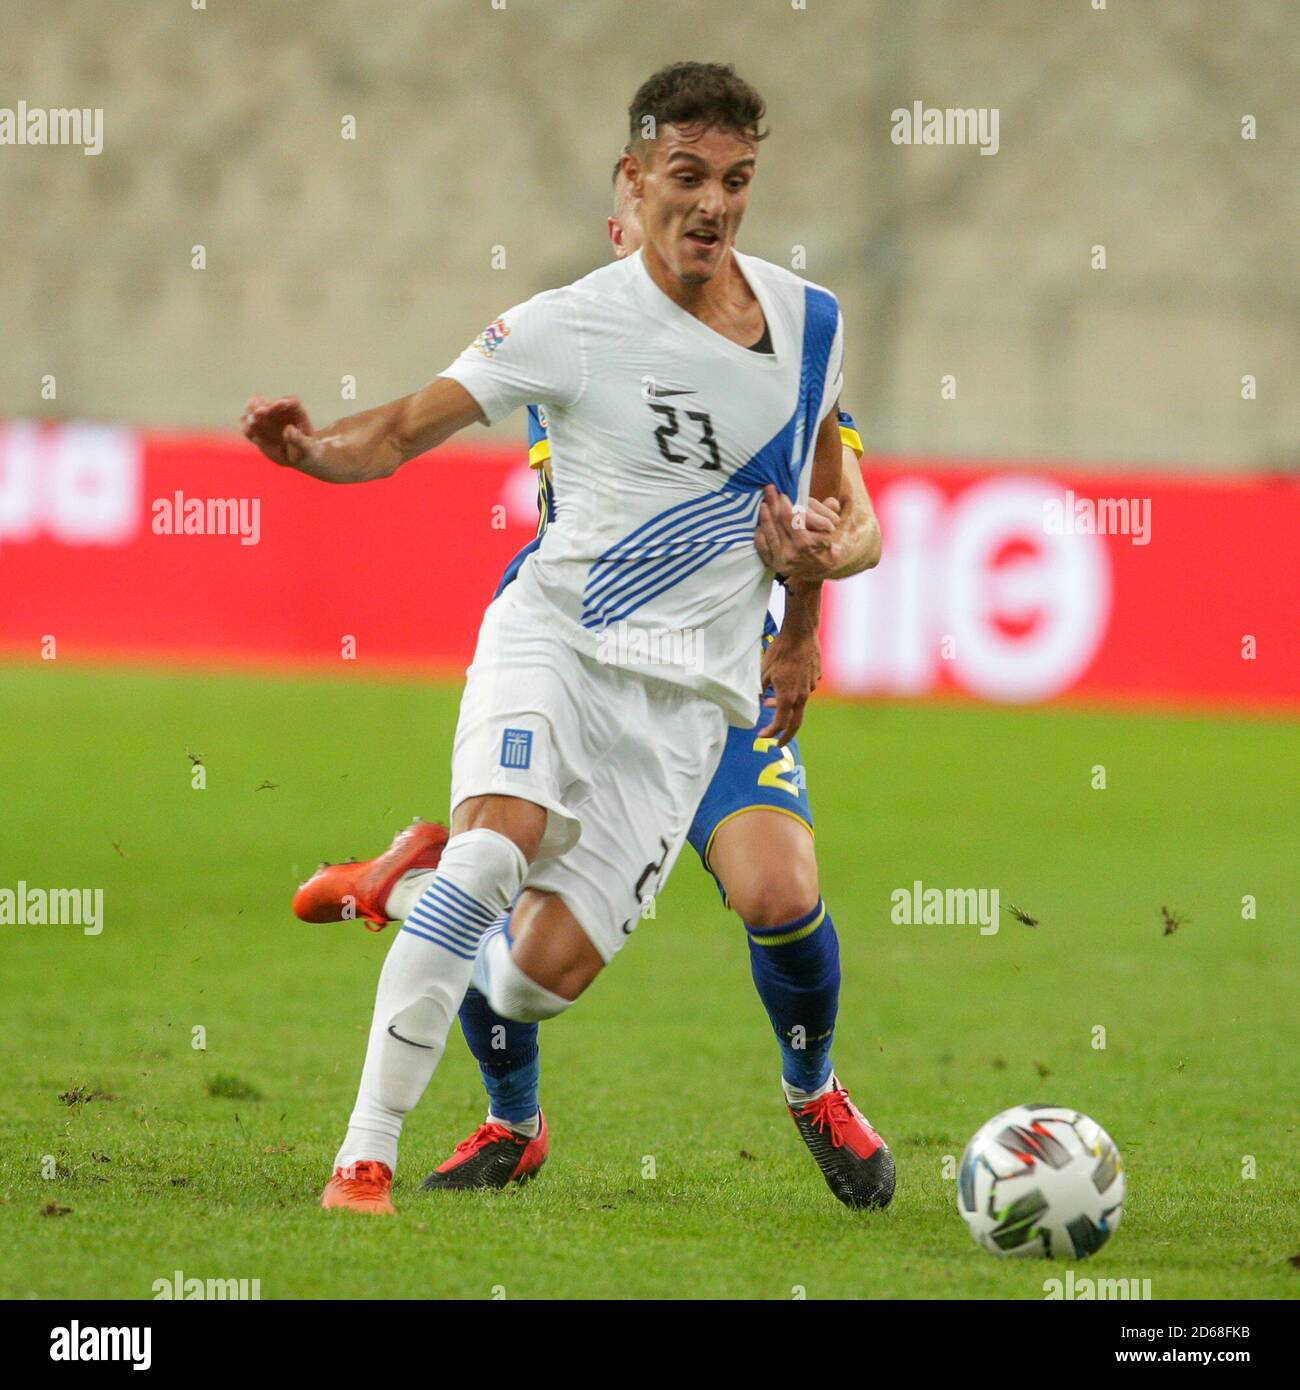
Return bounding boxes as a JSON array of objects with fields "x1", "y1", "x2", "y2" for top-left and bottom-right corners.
[{"x1": 449, "y1": 588, "x2": 729, "y2": 961}]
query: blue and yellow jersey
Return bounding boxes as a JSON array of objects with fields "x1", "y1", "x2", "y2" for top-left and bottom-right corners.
[
  {"x1": 526, "y1": 404, "x2": 555, "y2": 536},
  {"x1": 495, "y1": 405, "x2": 863, "y2": 600},
  {"x1": 835, "y1": 407, "x2": 863, "y2": 460}
]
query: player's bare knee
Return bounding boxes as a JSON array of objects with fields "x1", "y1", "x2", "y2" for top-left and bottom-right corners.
[
  {"x1": 490, "y1": 889, "x2": 604, "y2": 1009},
  {"x1": 481, "y1": 937, "x2": 593, "y2": 1022},
  {"x1": 544, "y1": 952, "x2": 602, "y2": 1001},
  {"x1": 511, "y1": 932, "x2": 603, "y2": 1002},
  {"x1": 730, "y1": 859, "x2": 820, "y2": 928}
]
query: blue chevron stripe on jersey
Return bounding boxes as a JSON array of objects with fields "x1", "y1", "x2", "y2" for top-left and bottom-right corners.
[
  {"x1": 728, "y1": 285, "x2": 839, "y2": 499},
  {"x1": 583, "y1": 495, "x2": 763, "y2": 630},
  {"x1": 578, "y1": 285, "x2": 839, "y2": 630},
  {"x1": 581, "y1": 489, "x2": 757, "y2": 625}
]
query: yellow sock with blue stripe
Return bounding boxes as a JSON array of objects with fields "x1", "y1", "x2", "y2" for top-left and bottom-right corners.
[{"x1": 745, "y1": 898, "x2": 840, "y2": 1093}]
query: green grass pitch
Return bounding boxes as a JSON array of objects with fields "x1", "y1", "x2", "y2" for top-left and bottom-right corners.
[{"x1": 1, "y1": 663, "x2": 1296, "y2": 1300}]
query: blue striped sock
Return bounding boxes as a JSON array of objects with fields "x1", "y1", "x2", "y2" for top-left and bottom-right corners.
[
  {"x1": 402, "y1": 874, "x2": 501, "y2": 961},
  {"x1": 745, "y1": 898, "x2": 840, "y2": 1093}
]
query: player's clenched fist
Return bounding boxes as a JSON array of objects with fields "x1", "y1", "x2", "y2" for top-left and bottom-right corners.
[
  {"x1": 241, "y1": 394, "x2": 321, "y2": 470},
  {"x1": 754, "y1": 484, "x2": 844, "y2": 580}
]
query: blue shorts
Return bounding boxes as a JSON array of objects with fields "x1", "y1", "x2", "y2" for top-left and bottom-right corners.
[{"x1": 686, "y1": 679, "x2": 814, "y2": 899}]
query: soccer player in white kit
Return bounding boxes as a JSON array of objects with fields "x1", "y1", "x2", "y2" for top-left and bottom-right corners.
[{"x1": 242, "y1": 62, "x2": 887, "y2": 1213}]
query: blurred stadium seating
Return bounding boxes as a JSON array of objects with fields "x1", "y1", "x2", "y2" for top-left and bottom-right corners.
[
  {"x1": 0, "y1": 2, "x2": 1296, "y2": 709},
  {"x1": 0, "y1": 0, "x2": 1295, "y2": 468}
]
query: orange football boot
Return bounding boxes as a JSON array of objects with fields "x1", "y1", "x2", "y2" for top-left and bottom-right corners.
[
  {"x1": 293, "y1": 818, "x2": 448, "y2": 931},
  {"x1": 320, "y1": 1160, "x2": 396, "y2": 1214}
]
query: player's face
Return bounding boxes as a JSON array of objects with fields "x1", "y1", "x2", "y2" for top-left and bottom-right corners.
[{"x1": 633, "y1": 125, "x2": 756, "y2": 284}]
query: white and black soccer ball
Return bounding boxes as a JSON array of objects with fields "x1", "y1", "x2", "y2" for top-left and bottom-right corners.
[{"x1": 957, "y1": 1104, "x2": 1125, "y2": 1258}]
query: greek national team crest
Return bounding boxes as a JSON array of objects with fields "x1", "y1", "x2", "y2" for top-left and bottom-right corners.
[
  {"x1": 470, "y1": 317, "x2": 511, "y2": 359},
  {"x1": 500, "y1": 727, "x2": 533, "y2": 769}
]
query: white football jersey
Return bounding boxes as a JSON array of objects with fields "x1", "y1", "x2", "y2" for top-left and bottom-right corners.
[{"x1": 439, "y1": 248, "x2": 844, "y2": 725}]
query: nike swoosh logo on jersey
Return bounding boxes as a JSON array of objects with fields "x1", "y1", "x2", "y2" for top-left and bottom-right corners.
[
  {"x1": 387, "y1": 1025, "x2": 434, "y2": 1049},
  {"x1": 647, "y1": 385, "x2": 697, "y2": 398}
]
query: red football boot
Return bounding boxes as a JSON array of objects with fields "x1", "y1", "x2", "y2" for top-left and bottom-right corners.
[
  {"x1": 788, "y1": 1078, "x2": 896, "y2": 1210},
  {"x1": 422, "y1": 1112, "x2": 549, "y2": 1191},
  {"x1": 293, "y1": 818, "x2": 448, "y2": 931},
  {"x1": 320, "y1": 1160, "x2": 396, "y2": 1214}
]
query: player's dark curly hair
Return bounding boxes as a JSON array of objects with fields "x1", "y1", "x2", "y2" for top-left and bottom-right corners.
[{"x1": 627, "y1": 62, "x2": 768, "y2": 149}]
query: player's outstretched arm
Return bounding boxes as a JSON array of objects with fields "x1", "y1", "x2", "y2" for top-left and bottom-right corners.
[{"x1": 240, "y1": 378, "x2": 485, "y2": 484}]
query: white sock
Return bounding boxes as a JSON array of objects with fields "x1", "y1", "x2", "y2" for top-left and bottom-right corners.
[
  {"x1": 334, "y1": 828, "x2": 528, "y2": 1173},
  {"x1": 472, "y1": 924, "x2": 573, "y2": 1023},
  {"x1": 488, "y1": 1110, "x2": 541, "y2": 1140},
  {"x1": 385, "y1": 868, "x2": 438, "y2": 923},
  {"x1": 782, "y1": 1072, "x2": 838, "y2": 1108}
]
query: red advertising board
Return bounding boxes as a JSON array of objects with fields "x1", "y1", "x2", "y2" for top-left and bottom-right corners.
[{"x1": 1, "y1": 421, "x2": 1296, "y2": 711}]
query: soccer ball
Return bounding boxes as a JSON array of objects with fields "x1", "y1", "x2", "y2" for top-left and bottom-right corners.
[{"x1": 957, "y1": 1104, "x2": 1125, "y2": 1258}]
